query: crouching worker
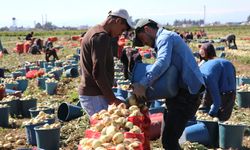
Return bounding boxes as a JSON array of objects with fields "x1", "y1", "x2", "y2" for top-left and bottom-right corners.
[
  {"x1": 199, "y1": 43, "x2": 236, "y2": 121},
  {"x1": 222, "y1": 33, "x2": 237, "y2": 49},
  {"x1": 29, "y1": 39, "x2": 43, "y2": 54},
  {"x1": 44, "y1": 40, "x2": 59, "y2": 62}
]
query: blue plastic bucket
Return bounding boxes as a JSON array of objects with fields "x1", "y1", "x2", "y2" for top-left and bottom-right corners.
[
  {"x1": 219, "y1": 122, "x2": 246, "y2": 149},
  {"x1": 45, "y1": 82, "x2": 57, "y2": 95},
  {"x1": 197, "y1": 120, "x2": 219, "y2": 147},
  {"x1": 72, "y1": 64, "x2": 79, "y2": 70},
  {"x1": 17, "y1": 79, "x2": 28, "y2": 92},
  {"x1": 219, "y1": 52, "x2": 226, "y2": 58},
  {"x1": 215, "y1": 46, "x2": 225, "y2": 51},
  {"x1": 0, "y1": 99, "x2": 20, "y2": 117},
  {"x1": 76, "y1": 48, "x2": 80, "y2": 55},
  {"x1": 0, "y1": 106, "x2": 9, "y2": 127},
  {"x1": 239, "y1": 77, "x2": 250, "y2": 85},
  {"x1": 20, "y1": 98, "x2": 37, "y2": 118},
  {"x1": 55, "y1": 61, "x2": 63, "y2": 67},
  {"x1": 50, "y1": 70, "x2": 62, "y2": 80},
  {"x1": 37, "y1": 77, "x2": 48, "y2": 90},
  {"x1": 48, "y1": 61, "x2": 55, "y2": 67},
  {"x1": 34, "y1": 125, "x2": 61, "y2": 150},
  {"x1": 72, "y1": 54, "x2": 80, "y2": 62},
  {"x1": 12, "y1": 71, "x2": 22, "y2": 79},
  {"x1": 5, "y1": 83, "x2": 18, "y2": 90},
  {"x1": 236, "y1": 77, "x2": 240, "y2": 87},
  {"x1": 63, "y1": 65, "x2": 72, "y2": 71},
  {"x1": 131, "y1": 63, "x2": 179, "y2": 100},
  {"x1": 38, "y1": 60, "x2": 46, "y2": 68},
  {"x1": 43, "y1": 62, "x2": 48, "y2": 69},
  {"x1": 184, "y1": 122, "x2": 210, "y2": 145},
  {"x1": 236, "y1": 91, "x2": 250, "y2": 108},
  {"x1": 57, "y1": 102, "x2": 83, "y2": 121},
  {"x1": 29, "y1": 67, "x2": 39, "y2": 71},
  {"x1": 29, "y1": 107, "x2": 55, "y2": 118},
  {"x1": 25, "y1": 122, "x2": 47, "y2": 145},
  {"x1": 65, "y1": 68, "x2": 78, "y2": 78},
  {"x1": 45, "y1": 66, "x2": 53, "y2": 73},
  {"x1": 69, "y1": 59, "x2": 78, "y2": 65},
  {"x1": 17, "y1": 68, "x2": 26, "y2": 76},
  {"x1": 45, "y1": 118, "x2": 56, "y2": 124}
]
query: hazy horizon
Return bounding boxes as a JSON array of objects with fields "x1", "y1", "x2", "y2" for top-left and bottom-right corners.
[{"x1": 1, "y1": 0, "x2": 250, "y2": 28}]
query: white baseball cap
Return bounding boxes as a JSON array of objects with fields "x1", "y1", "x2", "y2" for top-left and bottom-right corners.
[{"x1": 108, "y1": 9, "x2": 134, "y2": 29}]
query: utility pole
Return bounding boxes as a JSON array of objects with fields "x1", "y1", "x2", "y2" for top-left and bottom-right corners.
[
  {"x1": 204, "y1": 5, "x2": 206, "y2": 25},
  {"x1": 42, "y1": 15, "x2": 44, "y2": 26}
]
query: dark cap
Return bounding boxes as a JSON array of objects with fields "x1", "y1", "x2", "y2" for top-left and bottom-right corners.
[{"x1": 133, "y1": 18, "x2": 158, "y2": 47}]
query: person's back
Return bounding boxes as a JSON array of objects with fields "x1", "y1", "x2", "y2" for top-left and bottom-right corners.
[
  {"x1": 44, "y1": 40, "x2": 59, "y2": 62},
  {"x1": 200, "y1": 58, "x2": 236, "y2": 93},
  {"x1": 25, "y1": 32, "x2": 33, "y2": 41},
  {"x1": 225, "y1": 34, "x2": 237, "y2": 49},
  {"x1": 79, "y1": 25, "x2": 114, "y2": 98},
  {"x1": 225, "y1": 34, "x2": 235, "y2": 41},
  {"x1": 158, "y1": 29, "x2": 204, "y2": 93},
  {"x1": 199, "y1": 58, "x2": 236, "y2": 121}
]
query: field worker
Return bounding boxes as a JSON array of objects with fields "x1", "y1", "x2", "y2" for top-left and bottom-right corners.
[
  {"x1": 198, "y1": 43, "x2": 217, "y2": 66},
  {"x1": 0, "y1": 39, "x2": 8, "y2": 54},
  {"x1": 29, "y1": 39, "x2": 43, "y2": 54},
  {"x1": 25, "y1": 31, "x2": 34, "y2": 41},
  {"x1": 223, "y1": 33, "x2": 238, "y2": 49},
  {"x1": 44, "y1": 40, "x2": 59, "y2": 62},
  {"x1": 198, "y1": 43, "x2": 236, "y2": 121},
  {"x1": 78, "y1": 9, "x2": 134, "y2": 116},
  {"x1": 132, "y1": 18, "x2": 205, "y2": 150}
]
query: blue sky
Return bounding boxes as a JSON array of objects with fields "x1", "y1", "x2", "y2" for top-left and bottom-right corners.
[{"x1": 1, "y1": 0, "x2": 250, "y2": 27}]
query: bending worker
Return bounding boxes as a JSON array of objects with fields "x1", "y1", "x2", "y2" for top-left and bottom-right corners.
[{"x1": 132, "y1": 18, "x2": 205, "y2": 150}]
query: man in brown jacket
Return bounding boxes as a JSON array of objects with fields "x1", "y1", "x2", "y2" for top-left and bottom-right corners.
[{"x1": 78, "y1": 9, "x2": 134, "y2": 116}]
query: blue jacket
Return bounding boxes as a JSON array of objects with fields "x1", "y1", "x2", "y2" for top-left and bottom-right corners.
[
  {"x1": 199, "y1": 58, "x2": 236, "y2": 115},
  {"x1": 140, "y1": 28, "x2": 204, "y2": 94}
]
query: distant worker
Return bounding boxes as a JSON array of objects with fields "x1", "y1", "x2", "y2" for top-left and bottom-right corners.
[
  {"x1": 0, "y1": 39, "x2": 8, "y2": 54},
  {"x1": 29, "y1": 39, "x2": 43, "y2": 54},
  {"x1": 44, "y1": 40, "x2": 59, "y2": 62},
  {"x1": 25, "y1": 31, "x2": 34, "y2": 41},
  {"x1": 223, "y1": 34, "x2": 237, "y2": 49}
]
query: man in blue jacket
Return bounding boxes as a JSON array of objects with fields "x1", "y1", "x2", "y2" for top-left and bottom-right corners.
[{"x1": 132, "y1": 18, "x2": 205, "y2": 150}]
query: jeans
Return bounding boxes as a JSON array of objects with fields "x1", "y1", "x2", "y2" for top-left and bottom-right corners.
[
  {"x1": 79, "y1": 95, "x2": 109, "y2": 116},
  {"x1": 162, "y1": 88, "x2": 201, "y2": 150}
]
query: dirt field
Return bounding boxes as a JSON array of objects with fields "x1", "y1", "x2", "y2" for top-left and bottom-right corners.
[{"x1": 0, "y1": 27, "x2": 250, "y2": 150}]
